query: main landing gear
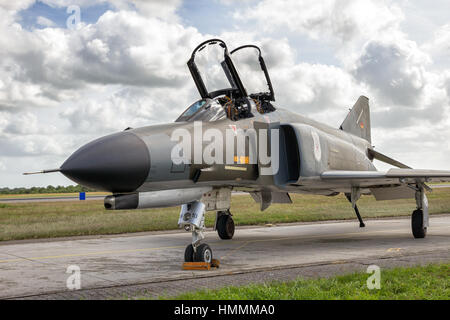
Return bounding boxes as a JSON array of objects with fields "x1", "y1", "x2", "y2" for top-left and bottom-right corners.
[
  {"x1": 178, "y1": 201, "x2": 214, "y2": 263},
  {"x1": 412, "y1": 185, "x2": 428, "y2": 239},
  {"x1": 345, "y1": 188, "x2": 365, "y2": 228},
  {"x1": 346, "y1": 184, "x2": 429, "y2": 239},
  {"x1": 215, "y1": 209, "x2": 235, "y2": 240}
]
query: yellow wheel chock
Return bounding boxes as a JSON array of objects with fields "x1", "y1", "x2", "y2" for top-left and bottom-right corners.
[{"x1": 182, "y1": 259, "x2": 220, "y2": 270}]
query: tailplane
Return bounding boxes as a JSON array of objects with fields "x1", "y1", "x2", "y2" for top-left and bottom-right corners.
[{"x1": 340, "y1": 96, "x2": 371, "y2": 143}]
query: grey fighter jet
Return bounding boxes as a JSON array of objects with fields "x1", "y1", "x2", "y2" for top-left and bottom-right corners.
[{"x1": 25, "y1": 39, "x2": 450, "y2": 264}]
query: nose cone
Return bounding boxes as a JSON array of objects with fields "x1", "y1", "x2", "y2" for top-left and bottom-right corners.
[{"x1": 61, "y1": 132, "x2": 150, "y2": 193}]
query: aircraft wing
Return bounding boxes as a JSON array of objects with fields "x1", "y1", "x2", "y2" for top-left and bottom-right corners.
[
  {"x1": 321, "y1": 169, "x2": 450, "y2": 200},
  {"x1": 321, "y1": 168, "x2": 450, "y2": 184}
]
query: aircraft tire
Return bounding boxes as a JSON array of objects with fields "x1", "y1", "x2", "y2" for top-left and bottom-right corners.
[
  {"x1": 412, "y1": 209, "x2": 427, "y2": 239},
  {"x1": 194, "y1": 243, "x2": 213, "y2": 263},
  {"x1": 217, "y1": 214, "x2": 235, "y2": 240},
  {"x1": 184, "y1": 244, "x2": 195, "y2": 262}
]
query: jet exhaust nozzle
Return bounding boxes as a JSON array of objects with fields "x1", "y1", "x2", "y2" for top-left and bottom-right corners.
[{"x1": 104, "y1": 187, "x2": 212, "y2": 210}]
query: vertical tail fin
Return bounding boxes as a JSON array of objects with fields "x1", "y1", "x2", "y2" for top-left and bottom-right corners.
[{"x1": 339, "y1": 96, "x2": 371, "y2": 143}]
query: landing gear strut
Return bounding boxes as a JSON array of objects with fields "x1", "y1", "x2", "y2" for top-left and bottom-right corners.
[
  {"x1": 178, "y1": 201, "x2": 213, "y2": 263},
  {"x1": 352, "y1": 204, "x2": 366, "y2": 228},
  {"x1": 215, "y1": 210, "x2": 235, "y2": 239},
  {"x1": 345, "y1": 189, "x2": 365, "y2": 228}
]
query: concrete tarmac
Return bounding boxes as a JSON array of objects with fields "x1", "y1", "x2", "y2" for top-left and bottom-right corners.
[{"x1": 0, "y1": 215, "x2": 448, "y2": 299}]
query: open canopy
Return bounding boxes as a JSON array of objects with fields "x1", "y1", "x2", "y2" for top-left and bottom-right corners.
[
  {"x1": 187, "y1": 39, "x2": 247, "y2": 99},
  {"x1": 230, "y1": 45, "x2": 275, "y2": 102},
  {"x1": 180, "y1": 39, "x2": 276, "y2": 122}
]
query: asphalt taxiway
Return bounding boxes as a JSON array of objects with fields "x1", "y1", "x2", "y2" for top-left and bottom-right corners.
[{"x1": 0, "y1": 215, "x2": 448, "y2": 299}]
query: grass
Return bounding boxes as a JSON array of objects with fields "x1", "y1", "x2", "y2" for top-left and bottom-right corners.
[
  {"x1": 0, "y1": 189, "x2": 450, "y2": 241},
  {"x1": 166, "y1": 263, "x2": 449, "y2": 300}
]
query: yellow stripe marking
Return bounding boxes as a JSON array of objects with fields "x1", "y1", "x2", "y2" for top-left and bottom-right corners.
[{"x1": 220, "y1": 241, "x2": 250, "y2": 260}]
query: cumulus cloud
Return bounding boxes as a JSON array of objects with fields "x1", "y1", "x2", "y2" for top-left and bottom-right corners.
[
  {"x1": 0, "y1": 0, "x2": 35, "y2": 12},
  {"x1": 422, "y1": 24, "x2": 450, "y2": 68},
  {"x1": 70, "y1": 10, "x2": 198, "y2": 87},
  {"x1": 352, "y1": 37, "x2": 450, "y2": 129},
  {"x1": 235, "y1": 0, "x2": 450, "y2": 129},
  {"x1": 3, "y1": 112, "x2": 39, "y2": 134},
  {"x1": 0, "y1": 0, "x2": 201, "y2": 175},
  {"x1": 59, "y1": 85, "x2": 195, "y2": 134},
  {"x1": 236, "y1": 0, "x2": 403, "y2": 49},
  {"x1": 273, "y1": 60, "x2": 367, "y2": 117},
  {"x1": 353, "y1": 39, "x2": 430, "y2": 106},
  {"x1": 0, "y1": 10, "x2": 201, "y2": 97}
]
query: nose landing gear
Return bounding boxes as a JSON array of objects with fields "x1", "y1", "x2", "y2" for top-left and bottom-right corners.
[{"x1": 179, "y1": 201, "x2": 214, "y2": 263}]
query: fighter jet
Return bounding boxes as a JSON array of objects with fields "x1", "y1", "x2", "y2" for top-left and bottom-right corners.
[{"x1": 25, "y1": 39, "x2": 450, "y2": 264}]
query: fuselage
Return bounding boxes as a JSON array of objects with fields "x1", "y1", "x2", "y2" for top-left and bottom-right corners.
[{"x1": 60, "y1": 105, "x2": 376, "y2": 196}]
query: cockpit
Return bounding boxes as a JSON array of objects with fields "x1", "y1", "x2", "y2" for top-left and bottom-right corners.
[
  {"x1": 176, "y1": 98, "x2": 226, "y2": 122},
  {"x1": 175, "y1": 39, "x2": 276, "y2": 123}
]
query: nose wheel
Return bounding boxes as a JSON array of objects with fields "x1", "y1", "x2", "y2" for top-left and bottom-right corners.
[{"x1": 185, "y1": 243, "x2": 213, "y2": 263}]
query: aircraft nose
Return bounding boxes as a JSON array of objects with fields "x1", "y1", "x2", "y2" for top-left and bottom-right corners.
[{"x1": 60, "y1": 132, "x2": 150, "y2": 193}]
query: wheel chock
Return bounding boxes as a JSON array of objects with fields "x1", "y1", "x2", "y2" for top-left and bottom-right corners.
[
  {"x1": 211, "y1": 259, "x2": 220, "y2": 268},
  {"x1": 182, "y1": 259, "x2": 220, "y2": 270}
]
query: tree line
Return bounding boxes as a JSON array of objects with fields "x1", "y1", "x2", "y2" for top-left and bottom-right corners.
[{"x1": 0, "y1": 185, "x2": 96, "y2": 194}]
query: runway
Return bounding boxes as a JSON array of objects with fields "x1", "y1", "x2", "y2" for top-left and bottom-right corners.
[{"x1": 0, "y1": 215, "x2": 448, "y2": 299}]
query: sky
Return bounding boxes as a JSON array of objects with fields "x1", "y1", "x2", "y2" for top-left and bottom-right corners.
[{"x1": 0, "y1": 0, "x2": 450, "y2": 187}]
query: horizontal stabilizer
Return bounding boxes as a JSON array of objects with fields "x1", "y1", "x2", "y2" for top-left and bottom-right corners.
[{"x1": 367, "y1": 148, "x2": 411, "y2": 169}]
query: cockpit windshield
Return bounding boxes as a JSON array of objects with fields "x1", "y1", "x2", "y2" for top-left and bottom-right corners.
[
  {"x1": 175, "y1": 98, "x2": 226, "y2": 122},
  {"x1": 179, "y1": 100, "x2": 206, "y2": 118}
]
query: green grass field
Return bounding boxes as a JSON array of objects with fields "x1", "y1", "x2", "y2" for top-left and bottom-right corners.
[
  {"x1": 1, "y1": 189, "x2": 450, "y2": 241},
  {"x1": 166, "y1": 263, "x2": 449, "y2": 300}
]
